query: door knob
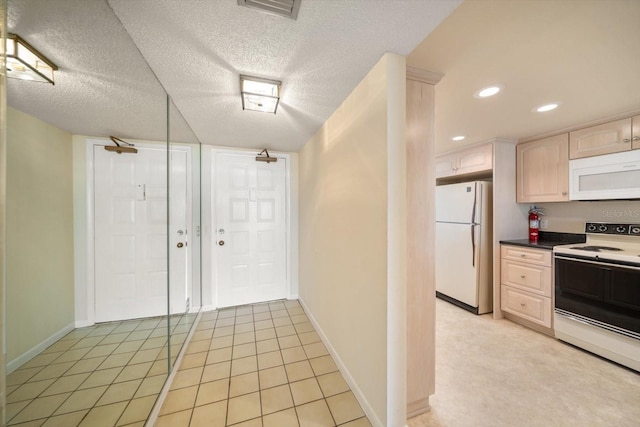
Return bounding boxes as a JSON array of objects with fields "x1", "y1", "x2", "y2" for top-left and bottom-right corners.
[
  {"x1": 218, "y1": 241, "x2": 225, "y2": 246},
  {"x1": 177, "y1": 242, "x2": 184, "y2": 248}
]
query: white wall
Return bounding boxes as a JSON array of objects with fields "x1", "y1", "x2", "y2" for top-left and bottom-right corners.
[{"x1": 298, "y1": 53, "x2": 406, "y2": 427}]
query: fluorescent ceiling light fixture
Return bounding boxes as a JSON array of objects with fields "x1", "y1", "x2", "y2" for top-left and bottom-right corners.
[
  {"x1": 474, "y1": 85, "x2": 502, "y2": 98},
  {"x1": 6, "y1": 33, "x2": 58, "y2": 85},
  {"x1": 452, "y1": 135, "x2": 466, "y2": 141},
  {"x1": 535, "y1": 103, "x2": 559, "y2": 112},
  {"x1": 240, "y1": 75, "x2": 281, "y2": 114}
]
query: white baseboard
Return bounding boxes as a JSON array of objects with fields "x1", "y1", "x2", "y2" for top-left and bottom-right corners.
[
  {"x1": 7, "y1": 322, "x2": 76, "y2": 374},
  {"x1": 75, "y1": 320, "x2": 94, "y2": 328},
  {"x1": 188, "y1": 306, "x2": 201, "y2": 314},
  {"x1": 298, "y1": 298, "x2": 383, "y2": 427},
  {"x1": 200, "y1": 304, "x2": 216, "y2": 312}
]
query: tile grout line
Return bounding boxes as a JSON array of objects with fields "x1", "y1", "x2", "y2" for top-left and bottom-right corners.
[
  {"x1": 7, "y1": 319, "x2": 133, "y2": 425},
  {"x1": 144, "y1": 310, "x2": 203, "y2": 427},
  {"x1": 288, "y1": 302, "x2": 341, "y2": 427},
  {"x1": 156, "y1": 300, "x2": 369, "y2": 427},
  {"x1": 7, "y1": 314, "x2": 196, "y2": 426},
  {"x1": 189, "y1": 308, "x2": 219, "y2": 426},
  {"x1": 11, "y1": 318, "x2": 161, "y2": 425},
  {"x1": 225, "y1": 306, "x2": 237, "y2": 426}
]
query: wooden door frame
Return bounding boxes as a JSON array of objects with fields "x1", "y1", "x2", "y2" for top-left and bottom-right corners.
[
  {"x1": 81, "y1": 138, "x2": 192, "y2": 326},
  {"x1": 201, "y1": 147, "x2": 295, "y2": 310}
]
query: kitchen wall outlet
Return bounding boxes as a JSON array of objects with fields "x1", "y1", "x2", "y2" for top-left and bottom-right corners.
[{"x1": 540, "y1": 219, "x2": 549, "y2": 229}]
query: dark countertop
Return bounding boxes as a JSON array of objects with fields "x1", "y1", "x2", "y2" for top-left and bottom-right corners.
[{"x1": 500, "y1": 232, "x2": 586, "y2": 250}]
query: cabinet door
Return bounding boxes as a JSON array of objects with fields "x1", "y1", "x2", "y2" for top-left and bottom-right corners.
[
  {"x1": 516, "y1": 134, "x2": 569, "y2": 203},
  {"x1": 501, "y1": 259, "x2": 552, "y2": 296},
  {"x1": 501, "y1": 285, "x2": 552, "y2": 327},
  {"x1": 633, "y1": 115, "x2": 640, "y2": 150},
  {"x1": 455, "y1": 143, "x2": 493, "y2": 176},
  {"x1": 569, "y1": 118, "x2": 632, "y2": 159},
  {"x1": 435, "y1": 153, "x2": 456, "y2": 178},
  {"x1": 501, "y1": 245, "x2": 552, "y2": 266}
]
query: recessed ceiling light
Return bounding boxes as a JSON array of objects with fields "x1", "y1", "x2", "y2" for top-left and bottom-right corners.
[
  {"x1": 535, "y1": 103, "x2": 559, "y2": 112},
  {"x1": 452, "y1": 136, "x2": 465, "y2": 141},
  {"x1": 474, "y1": 85, "x2": 502, "y2": 99}
]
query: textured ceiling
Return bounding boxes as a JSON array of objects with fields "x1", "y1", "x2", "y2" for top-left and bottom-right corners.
[
  {"x1": 7, "y1": 0, "x2": 174, "y2": 142},
  {"x1": 6, "y1": 0, "x2": 461, "y2": 150},
  {"x1": 408, "y1": 0, "x2": 640, "y2": 154}
]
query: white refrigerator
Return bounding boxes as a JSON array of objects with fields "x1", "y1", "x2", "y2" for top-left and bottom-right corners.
[{"x1": 435, "y1": 181, "x2": 493, "y2": 314}]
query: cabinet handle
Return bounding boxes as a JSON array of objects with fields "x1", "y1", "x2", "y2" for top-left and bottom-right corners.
[
  {"x1": 520, "y1": 275, "x2": 526, "y2": 279},
  {"x1": 520, "y1": 254, "x2": 526, "y2": 258},
  {"x1": 634, "y1": 136, "x2": 640, "y2": 141},
  {"x1": 520, "y1": 302, "x2": 526, "y2": 307},
  {"x1": 622, "y1": 138, "x2": 631, "y2": 143},
  {"x1": 562, "y1": 191, "x2": 567, "y2": 196}
]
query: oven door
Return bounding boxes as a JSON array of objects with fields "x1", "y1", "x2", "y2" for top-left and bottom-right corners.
[{"x1": 554, "y1": 254, "x2": 640, "y2": 337}]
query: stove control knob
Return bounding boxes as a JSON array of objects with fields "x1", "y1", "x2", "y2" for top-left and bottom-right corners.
[
  {"x1": 598, "y1": 225, "x2": 608, "y2": 232},
  {"x1": 587, "y1": 224, "x2": 597, "y2": 232},
  {"x1": 631, "y1": 227, "x2": 640, "y2": 235},
  {"x1": 616, "y1": 226, "x2": 627, "y2": 233}
]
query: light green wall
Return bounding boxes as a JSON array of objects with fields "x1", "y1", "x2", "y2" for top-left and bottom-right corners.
[
  {"x1": 6, "y1": 107, "x2": 74, "y2": 362},
  {"x1": 298, "y1": 53, "x2": 407, "y2": 427}
]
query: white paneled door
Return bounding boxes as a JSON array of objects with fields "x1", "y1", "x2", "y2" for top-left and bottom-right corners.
[
  {"x1": 215, "y1": 152, "x2": 287, "y2": 307},
  {"x1": 94, "y1": 144, "x2": 189, "y2": 323}
]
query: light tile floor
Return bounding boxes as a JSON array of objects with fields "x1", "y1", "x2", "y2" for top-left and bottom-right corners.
[
  {"x1": 6, "y1": 313, "x2": 196, "y2": 426},
  {"x1": 155, "y1": 299, "x2": 372, "y2": 427}
]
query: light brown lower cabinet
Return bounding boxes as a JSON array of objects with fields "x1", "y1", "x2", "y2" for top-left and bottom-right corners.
[{"x1": 500, "y1": 244, "x2": 553, "y2": 331}]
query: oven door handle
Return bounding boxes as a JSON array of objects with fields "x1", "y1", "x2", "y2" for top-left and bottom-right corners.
[{"x1": 554, "y1": 254, "x2": 640, "y2": 271}]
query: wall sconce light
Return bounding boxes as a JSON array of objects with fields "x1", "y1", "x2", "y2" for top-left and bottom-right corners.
[
  {"x1": 240, "y1": 75, "x2": 281, "y2": 114},
  {"x1": 6, "y1": 33, "x2": 58, "y2": 85}
]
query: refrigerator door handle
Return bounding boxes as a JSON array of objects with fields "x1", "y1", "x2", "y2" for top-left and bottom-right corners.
[
  {"x1": 471, "y1": 224, "x2": 476, "y2": 267},
  {"x1": 470, "y1": 182, "x2": 478, "y2": 224}
]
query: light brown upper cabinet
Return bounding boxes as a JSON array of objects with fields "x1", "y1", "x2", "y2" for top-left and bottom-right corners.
[
  {"x1": 516, "y1": 134, "x2": 569, "y2": 203},
  {"x1": 435, "y1": 143, "x2": 493, "y2": 178},
  {"x1": 569, "y1": 117, "x2": 633, "y2": 159}
]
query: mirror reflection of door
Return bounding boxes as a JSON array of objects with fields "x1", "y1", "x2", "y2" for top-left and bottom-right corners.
[
  {"x1": 93, "y1": 143, "x2": 191, "y2": 323},
  {"x1": 214, "y1": 152, "x2": 287, "y2": 307}
]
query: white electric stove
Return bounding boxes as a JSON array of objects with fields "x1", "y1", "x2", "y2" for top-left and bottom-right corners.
[
  {"x1": 553, "y1": 222, "x2": 640, "y2": 263},
  {"x1": 553, "y1": 222, "x2": 640, "y2": 372}
]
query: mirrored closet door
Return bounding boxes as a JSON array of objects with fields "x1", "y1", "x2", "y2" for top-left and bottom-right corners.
[{"x1": 1, "y1": 1, "x2": 202, "y2": 425}]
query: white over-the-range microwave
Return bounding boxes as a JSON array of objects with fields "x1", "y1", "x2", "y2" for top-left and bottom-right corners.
[{"x1": 569, "y1": 149, "x2": 640, "y2": 200}]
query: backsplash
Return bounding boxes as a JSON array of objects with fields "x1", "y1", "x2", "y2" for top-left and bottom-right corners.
[{"x1": 533, "y1": 200, "x2": 640, "y2": 233}]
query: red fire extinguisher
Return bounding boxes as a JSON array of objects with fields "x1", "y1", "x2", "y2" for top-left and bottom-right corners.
[{"x1": 529, "y1": 206, "x2": 543, "y2": 242}]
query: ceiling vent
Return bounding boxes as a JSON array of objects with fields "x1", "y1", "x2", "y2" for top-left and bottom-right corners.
[{"x1": 238, "y1": 0, "x2": 301, "y2": 20}]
